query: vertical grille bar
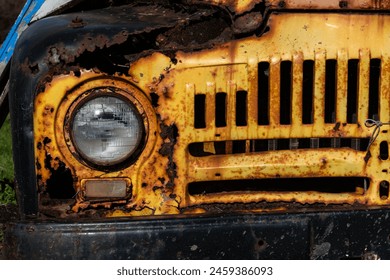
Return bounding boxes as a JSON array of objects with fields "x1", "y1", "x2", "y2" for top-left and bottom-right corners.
[
  {"x1": 206, "y1": 82, "x2": 216, "y2": 129},
  {"x1": 247, "y1": 61, "x2": 259, "y2": 130},
  {"x1": 245, "y1": 140, "x2": 251, "y2": 153},
  {"x1": 357, "y1": 49, "x2": 370, "y2": 123},
  {"x1": 313, "y1": 51, "x2": 326, "y2": 126},
  {"x1": 292, "y1": 53, "x2": 303, "y2": 127},
  {"x1": 380, "y1": 57, "x2": 390, "y2": 122},
  {"x1": 187, "y1": 83, "x2": 196, "y2": 128},
  {"x1": 227, "y1": 81, "x2": 237, "y2": 128},
  {"x1": 269, "y1": 57, "x2": 281, "y2": 126},
  {"x1": 336, "y1": 50, "x2": 348, "y2": 124},
  {"x1": 225, "y1": 140, "x2": 233, "y2": 154}
]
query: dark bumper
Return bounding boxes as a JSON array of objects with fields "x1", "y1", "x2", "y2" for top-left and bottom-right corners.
[{"x1": 4, "y1": 209, "x2": 390, "y2": 259}]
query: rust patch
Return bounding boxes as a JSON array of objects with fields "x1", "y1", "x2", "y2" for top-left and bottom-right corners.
[
  {"x1": 38, "y1": 138, "x2": 75, "y2": 199},
  {"x1": 233, "y1": 12, "x2": 263, "y2": 34},
  {"x1": 159, "y1": 122, "x2": 179, "y2": 189},
  {"x1": 333, "y1": 122, "x2": 341, "y2": 131},
  {"x1": 69, "y1": 16, "x2": 86, "y2": 29},
  {"x1": 157, "y1": 17, "x2": 233, "y2": 50}
]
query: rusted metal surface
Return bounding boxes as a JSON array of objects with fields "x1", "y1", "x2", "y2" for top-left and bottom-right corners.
[
  {"x1": 29, "y1": 5, "x2": 390, "y2": 218},
  {"x1": 268, "y1": 0, "x2": 390, "y2": 9},
  {"x1": 188, "y1": 0, "x2": 390, "y2": 13}
]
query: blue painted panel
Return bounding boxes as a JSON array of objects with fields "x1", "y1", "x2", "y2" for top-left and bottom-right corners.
[{"x1": 0, "y1": 0, "x2": 46, "y2": 70}]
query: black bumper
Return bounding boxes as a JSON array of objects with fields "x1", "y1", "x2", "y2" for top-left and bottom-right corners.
[{"x1": 4, "y1": 209, "x2": 390, "y2": 259}]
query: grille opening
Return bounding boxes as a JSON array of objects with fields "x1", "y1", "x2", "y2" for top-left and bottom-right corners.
[
  {"x1": 280, "y1": 61, "x2": 292, "y2": 124},
  {"x1": 380, "y1": 181, "x2": 389, "y2": 200},
  {"x1": 258, "y1": 61, "x2": 270, "y2": 125},
  {"x1": 380, "y1": 141, "x2": 389, "y2": 160},
  {"x1": 216, "y1": 92, "x2": 227, "y2": 127},
  {"x1": 302, "y1": 60, "x2": 314, "y2": 124},
  {"x1": 268, "y1": 139, "x2": 277, "y2": 151},
  {"x1": 325, "y1": 60, "x2": 337, "y2": 123},
  {"x1": 188, "y1": 177, "x2": 369, "y2": 195},
  {"x1": 236, "y1": 90, "x2": 248, "y2": 126},
  {"x1": 233, "y1": 140, "x2": 246, "y2": 153},
  {"x1": 369, "y1": 59, "x2": 381, "y2": 119},
  {"x1": 194, "y1": 94, "x2": 206, "y2": 128},
  {"x1": 188, "y1": 138, "x2": 370, "y2": 156},
  {"x1": 347, "y1": 59, "x2": 359, "y2": 123},
  {"x1": 310, "y1": 138, "x2": 319, "y2": 148},
  {"x1": 215, "y1": 141, "x2": 226, "y2": 154},
  {"x1": 277, "y1": 139, "x2": 290, "y2": 150}
]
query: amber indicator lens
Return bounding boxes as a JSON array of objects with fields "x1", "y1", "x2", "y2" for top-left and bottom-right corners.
[
  {"x1": 84, "y1": 179, "x2": 128, "y2": 198},
  {"x1": 72, "y1": 96, "x2": 142, "y2": 166}
]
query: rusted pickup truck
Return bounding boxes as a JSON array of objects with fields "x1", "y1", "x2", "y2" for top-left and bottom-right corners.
[{"x1": 1, "y1": 0, "x2": 390, "y2": 259}]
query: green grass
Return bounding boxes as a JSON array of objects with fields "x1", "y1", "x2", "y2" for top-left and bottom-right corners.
[
  {"x1": 0, "y1": 116, "x2": 13, "y2": 180},
  {"x1": 0, "y1": 116, "x2": 16, "y2": 205}
]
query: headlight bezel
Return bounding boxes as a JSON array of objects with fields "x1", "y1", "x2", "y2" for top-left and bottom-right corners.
[{"x1": 64, "y1": 86, "x2": 147, "y2": 171}]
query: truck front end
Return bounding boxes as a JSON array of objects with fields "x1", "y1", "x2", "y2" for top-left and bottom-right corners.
[{"x1": 4, "y1": 0, "x2": 390, "y2": 259}]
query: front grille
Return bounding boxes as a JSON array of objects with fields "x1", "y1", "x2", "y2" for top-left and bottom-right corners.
[
  {"x1": 181, "y1": 49, "x2": 389, "y2": 207},
  {"x1": 190, "y1": 54, "x2": 385, "y2": 158},
  {"x1": 157, "y1": 13, "x2": 390, "y2": 209},
  {"x1": 193, "y1": 55, "x2": 382, "y2": 138}
]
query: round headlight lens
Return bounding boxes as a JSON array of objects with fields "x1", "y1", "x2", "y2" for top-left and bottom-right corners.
[{"x1": 72, "y1": 95, "x2": 143, "y2": 167}]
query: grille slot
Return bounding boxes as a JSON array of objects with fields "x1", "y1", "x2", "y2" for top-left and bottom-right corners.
[
  {"x1": 369, "y1": 59, "x2": 381, "y2": 119},
  {"x1": 194, "y1": 94, "x2": 206, "y2": 128},
  {"x1": 236, "y1": 90, "x2": 247, "y2": 126},
  {"x1": 188, "y1": 138, "x2": 370, "y2": 157},
  {"x1": 325, "y1": 59, "x2": 337, "y2": 123},
  {"x1": 188, "y1": 177, "x2": 369, "y2": 195},
  {"x1": 280, "y1": 61, "x2": 292, "y2": 125},
  {"x1": 302, "y1": 60, "x2": 314, "y2": 124},
  {"x1": 347, "y1": 59, "x2": 359, "y2": 123},
  {"x1": 215, "y1": 92, "x2": 227, "y2": 127},
  {"x1": 258, "y1": 61, "x2": 270, "y2": 125}
]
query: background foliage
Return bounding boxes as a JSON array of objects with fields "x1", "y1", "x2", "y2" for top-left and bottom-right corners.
[{"x1": 0, "y1": 116, "x2": 15, "y2": 205}]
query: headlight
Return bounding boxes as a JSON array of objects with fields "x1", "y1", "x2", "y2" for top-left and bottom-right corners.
[{"x1": 70, "y1": 93, "x2": 144, "y2": 168}]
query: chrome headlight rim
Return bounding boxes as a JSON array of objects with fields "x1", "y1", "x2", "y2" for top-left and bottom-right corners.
[{"x1": 64, "y1": 87, "x2": 146, "y2": 171}]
